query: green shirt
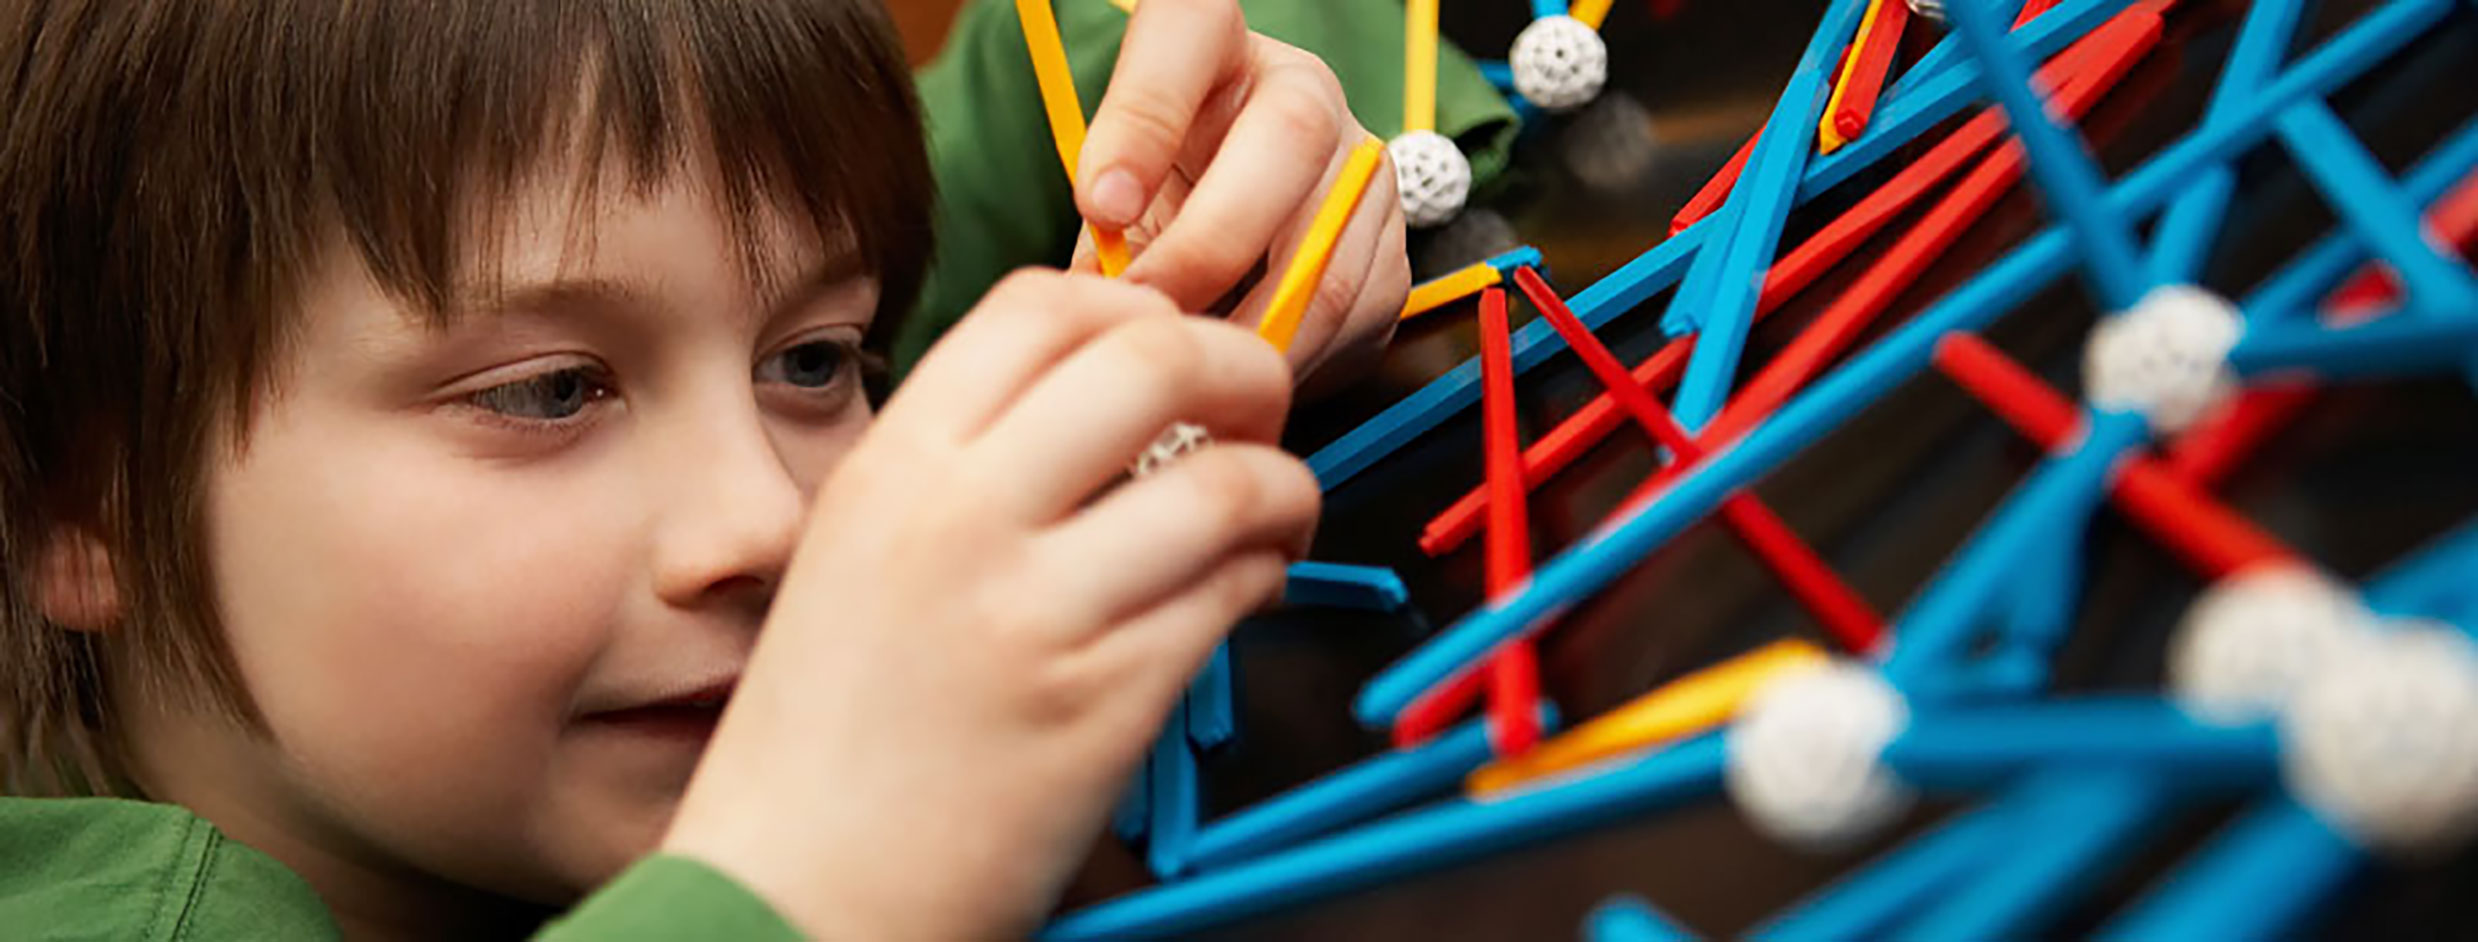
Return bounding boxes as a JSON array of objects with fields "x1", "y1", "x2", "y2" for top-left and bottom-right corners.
[{"x1": 0, "y1": 1, "x2": 1513, "y2": 938}]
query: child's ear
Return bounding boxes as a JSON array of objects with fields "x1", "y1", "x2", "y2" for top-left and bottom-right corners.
[{"x1": 36, "y1": 527, "x2": 122, "y2": 631}]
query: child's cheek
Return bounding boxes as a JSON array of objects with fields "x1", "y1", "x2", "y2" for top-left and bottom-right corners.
[{"x1": 207, "y1": 396, "x2": 639, "y2": 897}]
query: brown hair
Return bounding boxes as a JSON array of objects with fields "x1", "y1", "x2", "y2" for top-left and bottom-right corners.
[{"x1": 0, "y1": 0, "x2": 933, "y2": 794}]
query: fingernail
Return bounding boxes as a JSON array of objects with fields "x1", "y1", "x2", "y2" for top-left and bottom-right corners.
[{"x1": 1088, "y1": 168, "x2": 1144, "y2": 228}]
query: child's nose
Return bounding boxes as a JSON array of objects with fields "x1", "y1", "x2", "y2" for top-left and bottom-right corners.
[{"x1": 648, "y1": 409, "x2": 804, "y2": 615}]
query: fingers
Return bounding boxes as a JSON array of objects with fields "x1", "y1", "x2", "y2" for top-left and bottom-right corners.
[
  {"x1": 881, "y1": 270, "x2": 1181, "y2": 441},
  {"x1": 1122, "y1": 38, "x2": 1350, "y2": 313},
  {"x1": 1080, "y1": 0, "x2": 1250, "y2": 229},
  {"x1": 968, "y1": 314, "x2": 1294, "y2": 522},
  {"x1": 1298, "y1": 197, "x2": 1411, "y2": 393},
  {"x1": 1230, "y1": 143, "x2": 1407, "y2": 374},
  {"x1": 1092, "y1": 549, "x2": 1292, "y2": 714},
  {"x1": 1037, "y1": 442, "x2": 1316, "y2": 629}
]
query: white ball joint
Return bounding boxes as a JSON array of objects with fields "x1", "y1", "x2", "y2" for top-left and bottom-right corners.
[
  {"x1": 1131, "y1": 421, "x2": 1212, "y2": 477},
  {"x1": 1510, "y1": 14, "x2": 1609, "y2": 113},
  {"x1": 2170, "y1": 565, "x2": 2379, "y2": 724},
  {"x1": 1387, "y1": 131, "x2": 1472, "y2": 229},
  {"x1": 2284, "y1": 622, "x2": 2478, "y2": 857},
  {"x1": 1726, "y1": 662, "x2": 1916, "y2": 849},
  {"x1": 2082, "y1": 284, "x2": 2246, "y2": 435}
]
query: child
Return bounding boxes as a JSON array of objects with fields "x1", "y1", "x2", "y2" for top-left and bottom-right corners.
[{"x1": 0, "y1": 0, "x2": 1510, "y2": 937}]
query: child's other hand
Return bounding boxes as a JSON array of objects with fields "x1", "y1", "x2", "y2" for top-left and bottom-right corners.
[
  {"x1": 661, "y1": 270, "x2": 1318, "y2": 939},
  {"x1": 1075, "y1": 0, "x2": 1409, "y2": 394}
]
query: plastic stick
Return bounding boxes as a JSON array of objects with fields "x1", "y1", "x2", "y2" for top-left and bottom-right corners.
[
  {"x1": 2274, "y1": 101, "x2": 2478, "y2": 312},
  {"x1": 1467, "y1": 638, "x2": 1826, "y2": 794},
  {"x1": 1188, "y1": 643, "x2": 1237, "y2": 751},
  {"x1": 1674, "y1": 133, "x2": 1759, "y2": 235},
  {"x1": 1306, "y1": 0, "x2": 2137, "y2": 493},
  {"x1": 1016, "y1": 0, "x2": 1130, "y2": 275},
  {"x1": 2229, "y1": 311, "x2": 2478, "y2": 380},
  {"x1": 1260, "y1": 138, "x2": 1387, "y2": 352},
  {"x1": 1534, "y1": 0, "x2": 1573, "y2": 19},
  {"x1": 1589, "y1": 897, "x2": 1699, "y2": 942},
  {"x1": 1041, "y1": 736, "x2": 1726, "y2": 940},
  {"x1": 1942, "y1": 0, "x2": 2152, "y2": 310},
  {"x1": 1882, "y1": 698, "x2": 2280, "y2": 788},
  {"x1": 1183, "y1": 712, "x2": 1506, "y2": 872},
  {"x1": 1479, "y1": 287, "x2": 1545, "y2": 756},
  {"x1": 1425, "y1": 90, "x2": 2027, "y2": 553},
  {"x1": 1405, "y1": 0, "x2": 1440, "y2": 134},
  {"x1": 1284, "y1": 561, "x2": 1412, "y2": 611},
  {"x1": 1402, "y1": 262, "x2": 1506, "y2": 321},
  {"x1": 2243, "y1": 117, "x2": 2478, "y2": 319},
  {"x1": 2146, "y1": 0, "x2": 2308, "y2": 283},
  {"x1": 1876, "y1": 409, "x2": 2148, "y2": 687},
  {"x1": 1573, "y1": 0, "x2": 1620, "y2": 29},
  {"x1": 1352, "y1": 0, "x2": 2446, "y2": 724},
  {"x1": 2098, "y1": 797, "x2": 2364, "y2": 940},
  {"x1": 1752, "y1": 806, "x2": 2012, "y2": 939},
  {"x1": 1898, "y1": 769, "x2": 2177, "y2": 940},
  {"x1": 1147, "y1": 700, "x2": 1201, "y2": 876},
  {"x1": 1820, "y1": 0, "x2": 1912, "y2": 153},
  {"x1": 1667, "y1": 0, "x2": 1873, "y2": 427},
  {"x1": 1930, "y1": 333, "x2": 2300, "y2": 577},
  {"x1": 1513, "y1": 267, "x2": 1889, "y2": 651}
]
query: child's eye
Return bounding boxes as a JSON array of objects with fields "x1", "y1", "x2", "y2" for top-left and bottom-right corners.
[
  {"x1": 757, "y1": 338, "x2": 855, "y2": 390},
  {"x1": 468, "y1": 367, "x2": 612, "y2": 421}
]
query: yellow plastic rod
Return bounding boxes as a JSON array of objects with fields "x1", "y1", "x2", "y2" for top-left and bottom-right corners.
[
  {"x1": 1817, "y1": 0, "x2": 1890, "y2": 154},
  {"x1": 1259, "y1": 138, "x2": 1388, "y2": 352},
  {"x1": 1017, "y1": 0, "x2": 1131, "y2": 275},
  {"x1": 1571, "y1": 0, "x2": 1618, "y2": 29},
  {"x1": 1466, "y1": 638, "x2": 1829, "y2": 795},
  {"x1": 1400, "y1": 262, "x2": 1504, "y2": 321},
  {"x1": 1404, "y1": 0, "x2": 1440, "y2": 134}
]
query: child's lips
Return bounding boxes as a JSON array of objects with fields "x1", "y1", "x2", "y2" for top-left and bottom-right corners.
[{"x1": 577, "y1": 679, "x2": 736, "y2": 741}]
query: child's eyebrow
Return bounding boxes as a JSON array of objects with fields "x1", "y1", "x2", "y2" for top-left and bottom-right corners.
[{"x1": 459, "y1": 250, "x2": 873, "y2": 327}]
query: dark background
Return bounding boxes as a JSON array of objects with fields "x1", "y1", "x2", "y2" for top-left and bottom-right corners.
[{"x1": 1046, "y1": 0, "x2": 2478, "y2": 935}]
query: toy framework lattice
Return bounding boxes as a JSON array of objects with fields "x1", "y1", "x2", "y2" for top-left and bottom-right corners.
[{"x1": 1041, "y1": 0, "x2": 2478, "y2": 935}]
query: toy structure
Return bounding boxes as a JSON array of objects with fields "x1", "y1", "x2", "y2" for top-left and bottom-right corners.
[{"x1": 1028, "y1": 0, "x2": 2478, "y2": 935}]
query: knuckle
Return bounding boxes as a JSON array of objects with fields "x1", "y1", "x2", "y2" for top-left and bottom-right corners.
[
  {"x1": 1108, "y1": 92, "x2": 1191, "y2": 153},
  {"x1": 1108, "y1": 317, "x2": 1207, "y2": 397},
  {"x1": 1255, "y1": 76, "x2": 1339, "y2": 148},
  {"x1": 1186, "y1": 452, "x2": 1267, "y2": 534},
  {"x1": 1148, "y1": 234, "x2": 1257, "y2": 288}
]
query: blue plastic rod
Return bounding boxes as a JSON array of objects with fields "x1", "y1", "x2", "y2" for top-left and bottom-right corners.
[
  {"x1": 1943, "y1": 0, "x2": 2152, "y2": 309},
  {"x1": 1532, "y1": 0, "x2": 1571, "y2": 20},
  {"x1": 1882, "y1": 698, "x2": 2281, "y2": 790},
  {"x1": 2275, "y1": 101, "x2": 2478, "y2": 313},
  {"x1": 2242, "y1": 117, "x2": 2478, "y2": 319},
  {"x1": 1284, "y1": 561, "x2": 1412, "y2": 611},
  {"x1": 1589, "y1": 896, "x2": 1701, "y2": 942},
  {"x1": 1754, "y1": 807, "x2": 2013, "y2": 939},
  {"x1": 2097, "y1": 797, "x2": 2365, "y2": 939},
  {"x1": 1667, "y1": 0, "x2": 1872, "y2": 426},
  {"x1": 2147, "y1": 0, "x2": 2309, "y2": 282},
  {"x1": 1147, "y1": 700, "x2": 1202, "y2": 877},
  {"x1": 1183, "y1": 710, "x2": 1514, "y2": 872},
  {"x1": 1880, "y1": 410, "x2": 2149, "y2": 686},
  {"x1": 1300, "y1": 0, "x2": 2135, "y2": 491},
  {"x1": 1900, "y1": 769, "x2": 2178, "y2": 940},
  {"x1": 1188, "y1": 642, "x2": 1237, "y2": 751},
  {"x1": 1350, "y1": 0, "x2": 2450, "y2": 725},
  {"x1": 2229, "y1": 311, "x2": 2478, "y2": 379},
  {"x1": 1041, "y1": 736, "x2": 1725, "y2": 940},
  {"x1": 2363, "y1": 517, "x2": 2478, "y2": 620}
]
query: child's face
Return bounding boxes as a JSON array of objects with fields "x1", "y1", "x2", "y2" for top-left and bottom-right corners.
[{"x1": 134, "y1": 164, "x2": 879, "y2": 917}]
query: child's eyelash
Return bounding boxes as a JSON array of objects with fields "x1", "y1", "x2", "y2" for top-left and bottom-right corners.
[{"x1": 459, "y1": 364, "x2": 616, "y2": 436}]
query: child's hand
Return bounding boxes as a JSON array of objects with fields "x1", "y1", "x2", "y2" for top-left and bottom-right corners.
[
  {"x1": 661, "y1": 271, "x2": 1319, "y2": 939},
  {"x1": 1076, "y1": 0, "x2": 1410, "y2": 393}
]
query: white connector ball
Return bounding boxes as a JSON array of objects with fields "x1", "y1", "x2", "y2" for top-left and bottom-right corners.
[
  {"x1": 1510, "y1": 15, "x2": 1608, "y2": 113},
  {"x1": 1906, "y1": 0, "x2": 1948, "y2": 22},
  {"x1": 1726, "y1": 662, "x2": 1914, "y2": 849},
  {"x1": 2170, "y1": 565, "x2": 2377, "y2": 723},
  {"x1": 1387, "y1": 131, "x2": 1472, "y2": 229},
  {"x1": 2082, "y1": 284, "x2": 2245, "y2": 434},
  {"x1": 1132, "y1": 421, "x2": 1212, "y2": 477},
  {"x1": 2284, "y1": 622, "x2": 2478, "y2": 857}
]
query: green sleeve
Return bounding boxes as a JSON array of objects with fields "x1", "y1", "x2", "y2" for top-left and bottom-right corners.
[
  {"x1": 540, "y1": 855, "x2": 803, "y2": 942},
  {"x1": 897, "y1": 0, "x2": 1521, "y2": 377},
  {"x1": 0, "y1": 797, "x2": 340, "y2": 940}
]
